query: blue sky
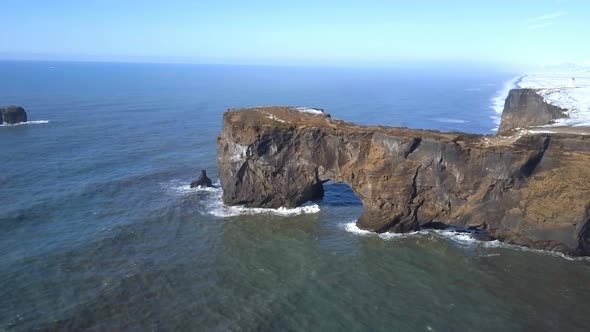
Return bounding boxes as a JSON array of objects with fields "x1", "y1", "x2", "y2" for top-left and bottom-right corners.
[{"x1": 1, "y1": 0, "x2": 588, "y2": 67}]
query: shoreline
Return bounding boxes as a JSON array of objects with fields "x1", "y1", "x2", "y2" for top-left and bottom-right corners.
[
  {"x1": 490, "y1": 74, "x2": 526, "y2": 131},
  {"x1": 518, "y1": 67, "x2": 590, "y2": 127}
]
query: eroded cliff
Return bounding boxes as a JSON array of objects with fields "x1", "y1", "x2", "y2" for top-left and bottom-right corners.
[
  {"x1": 498, "y1": 89, "x2": 567, "y2": 133},
  {"x1": 217, "y1": 105, "x2": 590, "y2": 256}
]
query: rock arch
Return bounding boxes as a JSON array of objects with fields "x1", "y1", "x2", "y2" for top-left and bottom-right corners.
[{"x1": 217, "y1": 106, "x2": 590, "y2": 255}]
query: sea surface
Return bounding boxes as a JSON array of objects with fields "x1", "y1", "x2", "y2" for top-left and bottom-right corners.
[{"x1": 1, "y1": 61, "x2": 589, "y2": 331}]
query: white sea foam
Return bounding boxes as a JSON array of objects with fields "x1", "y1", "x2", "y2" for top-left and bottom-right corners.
[
  {"x1": 0, "y1": 120, "x2": 50, "y2": 127},
  {"x1": 295, "y1": 107, "x2": 325, "y2": 115},
  {"x1": 167, "y1": 179, "x2": 321, "y2": 217},
  {"x1": 342, "y1": 222, "x2": 588, "y2": 261},
  {"x1": 433, "y1": 118, "x2": 469, "y2": 124},
  {"x1": 208, "y1": 201, "x2": 321, "y2": 218},
  {"x1": 166, "y1": 179, "x2": 222, "y2": 196},
  {"x1": 342, "y1": 222, "x2": 373, "y2": 235},
  {"x1": 490, "y1": 76, "x2": 523, "y2": 131},
  {"x1": 342, "y1": 222, "x2": 428, "y2": 239}
]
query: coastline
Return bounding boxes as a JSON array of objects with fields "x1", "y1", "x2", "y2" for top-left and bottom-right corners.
[
  {"x1": 490, "y1": 75, "x2": 526, "y2": 131},
  {"x1": 517, "y1": 66, "x2": 590, "y2": 127},
  {"x1": 218, "y1": 106, "x2": 590, "y2": 256}
]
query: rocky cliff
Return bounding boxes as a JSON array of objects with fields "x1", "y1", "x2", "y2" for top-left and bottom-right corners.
[
  {"x1": 217, "y1": 104, "x2": 590, "y2": 256},
  {"x1": 498, "y1": 89, "x2": 567, "y2": 133},
  {"x1": 0, "y1": 106, "x2": 27, "y2": 125}
]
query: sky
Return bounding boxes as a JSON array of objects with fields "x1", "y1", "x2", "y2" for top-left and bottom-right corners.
[{"x1": 0, "y1": 0, "x2": 589, "y2": 68}]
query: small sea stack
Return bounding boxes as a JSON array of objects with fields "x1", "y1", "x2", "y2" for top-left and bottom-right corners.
[
  {"x1": 0, "y1": 106, "x2": 28, "y2": 125},
  {"x1": 190, "y1": 170, "x2": 214, "y2": 188}
]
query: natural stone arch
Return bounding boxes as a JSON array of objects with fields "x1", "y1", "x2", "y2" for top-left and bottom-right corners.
[{"x1": 217, "y1": 106, "x2": 590, "y2": 255}]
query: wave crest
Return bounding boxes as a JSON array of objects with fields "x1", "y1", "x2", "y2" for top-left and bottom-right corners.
[
  {"x1": 342, "y1": 222, "x2": 587, "y2": 261},
  {"x1": 0, "y1": 120, "x2": 50, "y2": 127},
  {"x1": 167, "y1": 179, "x2": 321, "y2": 217}
]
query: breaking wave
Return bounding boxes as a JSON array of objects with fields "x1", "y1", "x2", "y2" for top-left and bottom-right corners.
[
  {"x1": 0, "y1": 120, "x2": 50, "y2": 127},
  {"x1": 167, "y1": 179, "x2": 321, "y2": 217},
  {"x1": 342, "y1": 222, "x2": 587, "y2": 261},
  {"x1": 342, "y1": 222, "x2": 429, "y2": 239}
]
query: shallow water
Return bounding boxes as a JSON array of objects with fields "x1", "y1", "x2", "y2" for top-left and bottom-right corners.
[{"x1": 1, "y1": 61, "x2": 589, "y2": 331}]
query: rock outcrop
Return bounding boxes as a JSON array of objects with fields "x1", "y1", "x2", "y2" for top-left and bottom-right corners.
[
  {"x1": 0, "y1": 106, "x2": 27, "y2": 125},
  {"x1": 498, "y1": 89, "x2": 567, "y2": 133},
  {"x1": 217, "y1": 106, "x2": 590, "y2": 256},
  {"x1": 191, "y1": 170, "x2": 214, "y2": 188}
]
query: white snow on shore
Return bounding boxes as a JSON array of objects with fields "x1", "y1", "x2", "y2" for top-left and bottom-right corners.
[{"x1": 517, "y1": 64, "x2": 590, "y2": 127}]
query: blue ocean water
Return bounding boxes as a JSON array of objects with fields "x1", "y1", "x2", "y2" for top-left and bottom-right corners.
[{"x1": 1, "y1": 61, "x2": 589, "y2": 331}]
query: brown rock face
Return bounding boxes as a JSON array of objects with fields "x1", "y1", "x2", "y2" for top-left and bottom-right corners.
[
  {"x1": 498, "y1": 89, "x2": 567, "y2": 133},
  {"x1": 0, "y1": 106, "x2": 28, "y2": 125},
  {"x1": 217, "y1": 106, "x2": 590, "y2": 256}
]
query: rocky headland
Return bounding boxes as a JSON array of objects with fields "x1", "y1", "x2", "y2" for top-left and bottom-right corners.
[
  {"x1": 217, "y1": 92, "x2": 590, "y2": 256},
  {"x1": 0, "y1": 106, "x2": 28, "y2": 125},
  {"x1": 498, "y1": 89, "x2": 568, "y2": 133}
]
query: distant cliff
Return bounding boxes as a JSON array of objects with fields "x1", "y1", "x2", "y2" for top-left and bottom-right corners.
[
  {"x1": 498, "y1": 89, "x2": 567, "y2": 133},
  {"x1": 217, "y1": 105, "x2": 590, "y2": 256}
]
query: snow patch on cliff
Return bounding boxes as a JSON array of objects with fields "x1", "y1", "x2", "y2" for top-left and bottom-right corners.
[{"x1": 266, "y1": 113, "x2": 287, "y2": 123}]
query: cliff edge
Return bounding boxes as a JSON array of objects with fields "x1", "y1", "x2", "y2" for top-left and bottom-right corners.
[
  {"x1": 498, "y1": 89, "x2": 568, "y2": 133},
  {"x1": 217, "y1": 102, "x2": 590, "y2": 256}
]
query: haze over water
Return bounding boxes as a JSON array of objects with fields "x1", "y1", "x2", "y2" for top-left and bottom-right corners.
[{"x1": 1, "y1": 61, "x2": 589, "y2": 331}]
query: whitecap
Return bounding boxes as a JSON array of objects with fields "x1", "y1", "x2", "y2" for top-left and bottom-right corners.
[
  {"x1": 166, "y1": 179, "x2": 321, "y2": 217},
  {"x1": 341, "y1": 222, "x2": 428, "y2": 239},
  {"x1": 427, "y1": 230, "x2": 588, "y2": 261},
  {"x1": 433, "y1": 118, "x2": 469, "y2": 124},
  {"x1": 432, "y1": 229, "x2": 483, "y2": 245},
  {"x1": 294, "y1": 107, "x2": 324, "y2": 115},
  {"x1": 0, "y1": 120, "x2": 50, "y2": 127},
  {"x1": 342, "y1": 222, "x2": 373, "y2": 236},
  {"x1": 203, "y1": 184, "x2": 320, "y2": 218},
  {"x1": 209, "y1": 202, "x2": 321, "y2": 218},
  {"x1": 341, "y1": 223, "x2": 588, "y2": 261},
  {"x1": 165, "y1": 179, "x2": 221, "y2": 196}
]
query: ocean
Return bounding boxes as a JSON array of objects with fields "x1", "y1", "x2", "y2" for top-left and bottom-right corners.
[{"x1": 1, "y1": 61, "x2": 589, "y2": 331}]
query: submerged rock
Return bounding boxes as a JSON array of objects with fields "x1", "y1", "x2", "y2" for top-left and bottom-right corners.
[
  {"x1": 0, "y1": 106, "x2": 27, "y2": 125},
  {"x1": 190, "y1": 170, "x2": 213, "y2": 188},
  {"x1": 217, "y1": 105, "x2": 590, "y2": 256}
]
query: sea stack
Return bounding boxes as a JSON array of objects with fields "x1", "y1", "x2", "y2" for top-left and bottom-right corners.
[
  {"x1": 217, "y1": 103, "x2": 590, "y2": 256},
  {"x1": 190, "y1": 170, "x2": 214, "y2": 188},
  {"x1": 0, "y1": 106, "x2": 28, "y2": 125}
]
